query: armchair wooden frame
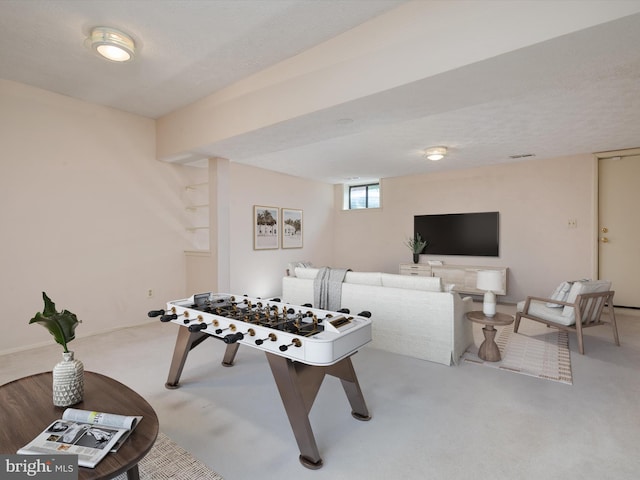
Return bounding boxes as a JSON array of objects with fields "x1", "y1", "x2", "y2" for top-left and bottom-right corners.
[{"x1": 514, "y1": 290, "x2": 620, "y2": 355}]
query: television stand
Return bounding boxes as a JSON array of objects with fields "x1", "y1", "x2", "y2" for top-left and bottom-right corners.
[{"x1": 399, "y1": 263, "x2": 507, "y2": 296}]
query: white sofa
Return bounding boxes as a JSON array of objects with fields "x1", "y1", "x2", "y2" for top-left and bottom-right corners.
[{"x1": 282, "y1": 267, "x2": 473, "y2": 366}]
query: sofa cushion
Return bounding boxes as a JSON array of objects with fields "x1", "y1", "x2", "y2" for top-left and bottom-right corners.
[
  {"x1": 288, "y1": 261, "x2": 313, "y2": 276},
  {"x1": 381, "y1": 273, "x2": 443, "y2": 292},
  {"x1": 344, "y1": 271, "x2": 382, "y2": 286},
  {"x1": 294, "y1": 267, "x2": 320, "y2": 279}
]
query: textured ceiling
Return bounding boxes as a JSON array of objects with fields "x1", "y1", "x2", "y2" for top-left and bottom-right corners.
[
  {"x1": 0, "y1": 0, "x2": 405, "y2": 118},
  {"x1": 1, "y1": 1, "x2": 639, "y2": 184}
]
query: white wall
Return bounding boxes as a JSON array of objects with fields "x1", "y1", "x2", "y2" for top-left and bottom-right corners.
[
  {"x1": 193, "y1": 153, "x2": 598, "y2": 305},
  {"x1": 227, "y1": 163, "x2": 334, "y2": 298},
  {"x1": 0, "y1": 80, "x2": 196, "y2": 354},
  {"x1": 333, "y1": 154, "x2": 597, "y2": 303},
  {"x1": 182, "y1": 161, "x2": 335, "y2": 300}
]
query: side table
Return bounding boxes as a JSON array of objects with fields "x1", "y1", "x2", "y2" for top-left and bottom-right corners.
[
  {"x1": 0, "y1": 371, "x2": 158, "y2": 480},
  {"x1": 465, "y1": 311, "x2": 514, "y2": 362}
]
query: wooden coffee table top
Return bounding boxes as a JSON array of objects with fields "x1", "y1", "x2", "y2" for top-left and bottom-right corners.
[{"x1": 0, "y1": 371, "x2": 158, "y2": 480}]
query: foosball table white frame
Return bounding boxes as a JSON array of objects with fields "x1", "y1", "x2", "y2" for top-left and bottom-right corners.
[{"x1": 154, "y1": 293, "x2": 373, "y2": 469}]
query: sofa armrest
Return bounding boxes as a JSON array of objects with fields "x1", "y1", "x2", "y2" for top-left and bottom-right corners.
[
  {"x1": 450, "y1": 294, "x2": 474, "y2": 365},
  {"x1": 461, "y1": 296, "x2": 473, "y2": 311}
]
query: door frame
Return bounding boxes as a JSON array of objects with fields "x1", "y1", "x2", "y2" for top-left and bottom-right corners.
[{"x1": 594, "y1": 147, "x2": 640, "y2": 287}]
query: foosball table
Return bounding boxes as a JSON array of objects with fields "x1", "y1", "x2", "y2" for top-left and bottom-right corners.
[{"x1": 148, "y1": 293, "x2": 372, "y2": 469}]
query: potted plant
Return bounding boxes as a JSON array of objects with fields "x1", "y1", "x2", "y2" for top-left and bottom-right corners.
[
  {"x1": 29, "y1": 292, "x2": 84, "y2": 406},
  {"x1": 405, "y1": 233, "x2": 429, "y2": 263}
]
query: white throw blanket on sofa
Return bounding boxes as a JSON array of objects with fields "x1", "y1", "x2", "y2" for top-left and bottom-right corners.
[{"x1": 313, "y1": 267, "x2": 350, "y2": 311}]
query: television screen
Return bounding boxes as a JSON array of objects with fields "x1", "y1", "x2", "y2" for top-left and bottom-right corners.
[{"x1": 414, "y1": 212, "x2": 499, "y2": 257}]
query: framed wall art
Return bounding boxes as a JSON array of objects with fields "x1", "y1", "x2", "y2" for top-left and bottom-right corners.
[
  {"x1": 281, "y1": 208, "x2": 303, "y2": 249},
  {"x1": 254, "y1": 205, "x2": 279, "y2": 250}
]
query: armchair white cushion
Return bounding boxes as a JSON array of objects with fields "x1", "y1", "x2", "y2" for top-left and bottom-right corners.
[
  {"x1": 545, "y1": 281, "x2": 572, "y2": 308},
  {"x1": 562, "y1": 279, "x2": 611, "y2": 319},
  {"x1": 517, "y1": 280, "x2": 611, "y2": 325}
]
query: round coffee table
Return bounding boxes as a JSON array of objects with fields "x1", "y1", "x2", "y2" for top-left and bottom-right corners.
[
  {"x1": 465, "y1": 311, "x2": 514, "y2": 362},
  {"x1": 0, "y1": 371, "x2": 158, "y2": 480}
]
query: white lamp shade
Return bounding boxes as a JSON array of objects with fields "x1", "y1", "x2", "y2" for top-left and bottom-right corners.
[{"x1": 476, "y1": 270, "x2": 502, "y2": 292}]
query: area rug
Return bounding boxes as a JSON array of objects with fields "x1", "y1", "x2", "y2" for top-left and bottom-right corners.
[
  {"x1": 113, "y1": 431, "x2": 224, "y2": 480},
  {"x1": 462, "y1": 322, "x2": 573, "y2": 385}
]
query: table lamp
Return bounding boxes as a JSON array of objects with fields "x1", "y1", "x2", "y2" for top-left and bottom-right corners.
[{"x1": 476, "y1": 270, "x2": 502, "y2": 317}]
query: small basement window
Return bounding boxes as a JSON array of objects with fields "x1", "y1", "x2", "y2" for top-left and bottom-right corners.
[{"x1": 349, "y1": 183, "x2": 380, "y2": 209}]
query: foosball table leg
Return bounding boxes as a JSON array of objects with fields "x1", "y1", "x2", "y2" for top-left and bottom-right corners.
[
  {"x1": 221, "y1": 342, "x2": 240, "y2": 367},
  {"x1": 165, "y1": 326, "x2": 210, "y2": 389},
  {"x1": 265, "y1": 352, "x2": 370, "y2": 469},
  {"x1": 327, "y1": 356, "x2": 371, "y2": 421}
]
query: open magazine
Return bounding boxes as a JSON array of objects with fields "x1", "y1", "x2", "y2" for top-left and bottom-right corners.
[{"x1": 17, "y1": 408, "x2": 143, "y2": 468}]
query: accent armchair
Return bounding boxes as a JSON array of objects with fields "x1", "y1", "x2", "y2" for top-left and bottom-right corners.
[{"x1": 515, "y1": 280, "x2": 620, "y2": 355}]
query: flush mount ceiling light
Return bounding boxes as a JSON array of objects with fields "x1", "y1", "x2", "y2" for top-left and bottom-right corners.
[
  {"x1": 89, "y1": 27, "x2": 136, "y2": 62},
  {"x1": 424, "y1": 146, "x2": 447, "y2": 161}
]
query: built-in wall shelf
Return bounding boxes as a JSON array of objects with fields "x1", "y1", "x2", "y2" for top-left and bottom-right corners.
[
  {"x1": 185, "y1": 204, "x2": 208, "y2": 211},
  {"x1": 185, "y1": 182, "x2": 208, "y2": 191},
  {"x1": 399, "y1": 263, "x2": 508, "y2": 296},
  {"x1": 183, "y1": 182, "x2": 209, "y2": 250},
  {"x1": 184, "y1": 250, "x2": 211, "y2": 257}
]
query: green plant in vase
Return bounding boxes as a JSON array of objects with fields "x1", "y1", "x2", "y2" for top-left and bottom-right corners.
[
  {"x1": 29, "y1": 292, "x2": 84, "y2": 406},
  {"x1": 29, "y1": 292, "x2": 80, "y2": 352},
  {"x1": 405, "y1": 233, "x2": 429, "y2": 263}
]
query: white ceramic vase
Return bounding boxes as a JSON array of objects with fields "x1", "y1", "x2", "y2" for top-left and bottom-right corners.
[{"x1": 52, "y1": 351, "x2": 84, "y2": 407}]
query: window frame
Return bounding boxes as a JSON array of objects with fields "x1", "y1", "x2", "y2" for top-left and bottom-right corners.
[{"x1": 348, "y1": 183, "x2": 380, "y2": 210}]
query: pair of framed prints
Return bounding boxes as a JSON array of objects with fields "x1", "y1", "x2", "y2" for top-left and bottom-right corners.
[{"x1": 253, "y1": 205, "x2": 303, "y2": 250}]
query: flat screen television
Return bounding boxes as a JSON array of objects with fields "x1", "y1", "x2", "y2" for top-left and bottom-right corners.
[{"x1": 414, "y1": 211, "x2": 499, "y2": 257}]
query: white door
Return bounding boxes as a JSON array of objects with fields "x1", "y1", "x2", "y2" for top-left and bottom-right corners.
[{"x1": 598, "y1": 151, "x2": 640, "y2": 308}]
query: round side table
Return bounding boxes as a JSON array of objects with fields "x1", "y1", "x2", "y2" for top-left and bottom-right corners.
[
  {"x1": 465, "y1": 311, "x2": 514, "y2": 362},
  {"x1": 0, "y1": 371, "x2": 158, "y2": 480}
]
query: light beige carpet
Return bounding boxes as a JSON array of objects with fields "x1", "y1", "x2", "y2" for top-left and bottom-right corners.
[
  {"x1": 462, "y1": 321, "x2": 573, "y2": 385},
  {"x1": 113, "y1": 432, "x2": 224, "y2": 480}
]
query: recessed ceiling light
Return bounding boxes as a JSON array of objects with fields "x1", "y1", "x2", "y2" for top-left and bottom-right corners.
[
  {"x1": 424, "y1": 146, "x2": 447, "y2": 161},
  {"x1": 88, "y1": 27, "x2": 136, "y2": 62}
]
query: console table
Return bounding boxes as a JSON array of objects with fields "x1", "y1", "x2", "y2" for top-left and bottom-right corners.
[
  {"x1": 399, "y1": 263, "x2": 507, "y2": 296},
  {"x1": 0, "y1": 371, "x2": 158, "y2": 480}
]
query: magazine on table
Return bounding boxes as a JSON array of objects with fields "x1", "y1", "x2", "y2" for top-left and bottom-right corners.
[{"x1": 17, "y1": 408, "x2": 143, "y2": 468}]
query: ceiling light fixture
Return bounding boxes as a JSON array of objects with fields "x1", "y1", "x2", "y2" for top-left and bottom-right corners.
[
  {"x1": 424, "y1": 146, "x2": 447, "y2": 161},
  {"x1": 89, "y1": 27, "x2": 136, "y2": 62}
]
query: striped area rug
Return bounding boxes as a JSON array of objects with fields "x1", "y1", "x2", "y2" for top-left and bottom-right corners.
[
  {"x1": 462, "y1": 322, "x2": 573, "y2": 385},
  {"x1": 113, "y1": 432, "x2": 223, "y2": 480}
]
